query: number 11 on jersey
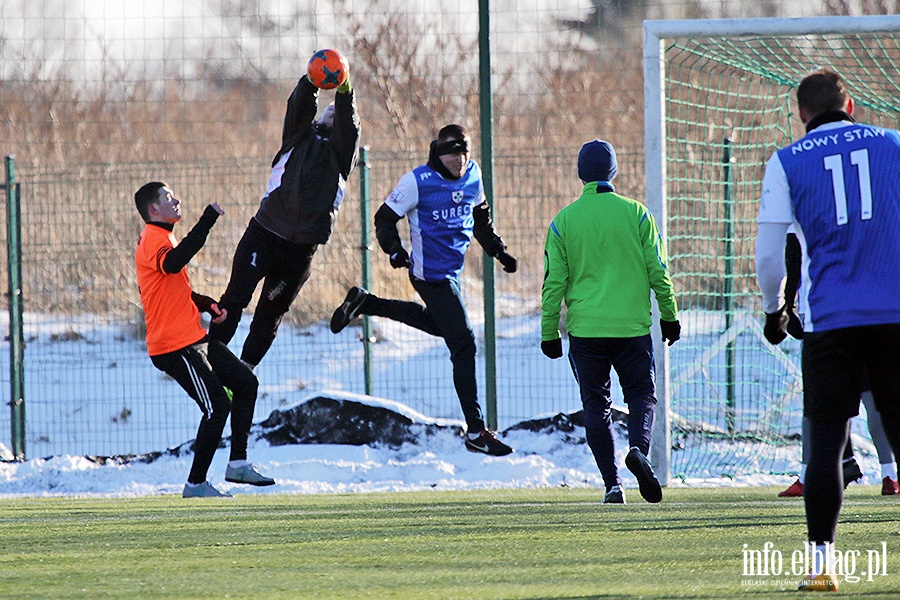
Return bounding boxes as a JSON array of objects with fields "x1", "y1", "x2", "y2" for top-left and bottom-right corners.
[{"x1": 824, "y1": 149, "x2": 872, "y2": 225}]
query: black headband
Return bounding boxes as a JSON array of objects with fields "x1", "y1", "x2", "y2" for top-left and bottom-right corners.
[{"x1": 433, "y1": 138, "x2": 468, "y2": 156}]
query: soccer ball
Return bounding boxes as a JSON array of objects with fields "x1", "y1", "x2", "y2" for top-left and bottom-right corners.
[{"x1": 307, "y1": 49, "x2": 349, "y2": 90}]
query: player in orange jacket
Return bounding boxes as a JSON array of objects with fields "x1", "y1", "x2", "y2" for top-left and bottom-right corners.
[{"x1": 135, "y1": 182, "x2": 275, "y2": 497}]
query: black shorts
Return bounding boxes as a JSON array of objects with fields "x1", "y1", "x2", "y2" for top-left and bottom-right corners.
[{"x1": 802, "y1": 323, "x2": 900, "y2": 421}]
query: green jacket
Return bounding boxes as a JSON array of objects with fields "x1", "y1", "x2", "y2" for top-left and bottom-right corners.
[{"x1": 541, "y1": 182, "x2": 677, "y2": 340}]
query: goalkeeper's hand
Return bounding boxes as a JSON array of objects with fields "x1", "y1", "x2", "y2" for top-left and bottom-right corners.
[{"x1": 337, "y1": 69, "x2": 352, "y2": 94}]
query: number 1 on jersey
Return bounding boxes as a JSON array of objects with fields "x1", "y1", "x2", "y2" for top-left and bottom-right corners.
[{"x1": 824, "y1": 149, "x2": 872, "y2": 225}]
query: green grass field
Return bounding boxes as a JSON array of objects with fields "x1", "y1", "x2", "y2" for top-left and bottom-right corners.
[{"x1": 1, "y1": 486, "x2": 897, "y2": 599}]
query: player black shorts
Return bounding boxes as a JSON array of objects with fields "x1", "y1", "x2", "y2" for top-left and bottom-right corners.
[{"x1": 802, "y1": 323, "x2": 900, "y2": 421}]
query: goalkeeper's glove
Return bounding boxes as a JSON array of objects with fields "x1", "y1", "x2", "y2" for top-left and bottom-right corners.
[{"x1": 337, "y1": 71, "x2": 352, "y2": 94}]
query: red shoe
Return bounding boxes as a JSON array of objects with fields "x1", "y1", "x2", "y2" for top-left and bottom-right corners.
[
  {"x1": 778, "y1": 479, "x2": 804, "y2": 497},
  {"x1": 881, "y1": 477, "x2": 900, "y2": 496}
]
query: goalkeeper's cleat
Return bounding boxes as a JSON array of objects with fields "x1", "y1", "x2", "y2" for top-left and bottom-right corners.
[
  {"x1": 625, "y1": 447, "x2": 662, "y2": 503},
  {"x1": 602, "y1": 485, "x2": 625, "y2": 504},
  {"x1": 881, "y1": 477, "x2": 900, "y2": 496},
  {"x1": 798, "y1": 572, "x2": 839, "y2": 592},
  {"x1": 842, "y1": 458, "x2": 863, "y2": 489},
  {"x1": 225, "y1": 463, "x2": 276, "y2": 486},
  {"x1": 778, "y1": 479, "x2": 804, "y2": 497}
]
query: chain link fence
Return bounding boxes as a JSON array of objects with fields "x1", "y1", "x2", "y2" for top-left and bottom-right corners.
[{"x1": 0, "y1": 0, "x2": 888, "y2": 458}]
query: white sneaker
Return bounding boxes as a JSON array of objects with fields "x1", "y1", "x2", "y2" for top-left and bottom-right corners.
[
  {"x1": 225, "y1": 463, "x2": 276, "y2": 486},
  {"x1": 182, "y1": 481, "x2": 233, "y2": 498}
]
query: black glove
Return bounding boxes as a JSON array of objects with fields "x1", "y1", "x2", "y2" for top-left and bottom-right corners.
[
  {"x1": 388, "y1": 246, "x2": 411, "y2": 269},
  {"x1": 496, "y1": 250, "x2": 518, "y2": 273},
  {"x1": 541, "y1": 339, "x2": 563, "y2": 359},
  {"x1": 764, "y1": 307, "x2": 789, "y2": 345},
  {"x1": 660, "y1": 319, "x2": 681, "y2": 346},
  {"x1": 786, "y1": 307, "x2": 804, "y2": 340}
]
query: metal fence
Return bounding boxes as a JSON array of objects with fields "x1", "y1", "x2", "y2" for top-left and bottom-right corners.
[
  {"x1": 0, "y1": 148, "x2": 646, "y2": 458},
  {"x1": 0, "y1": 0, "x2": 890, "y2": 460}
]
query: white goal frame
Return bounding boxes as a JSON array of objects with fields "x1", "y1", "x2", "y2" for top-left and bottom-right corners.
[{"x1": 643, "y1": 14, "x2": 900, "y2": 486}]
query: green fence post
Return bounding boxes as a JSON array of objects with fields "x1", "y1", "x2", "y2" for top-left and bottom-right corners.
[
  {"x1": 722, "y1": 138, "x2": 736, "y2": 435},
  {"x1": 359, "y1": 147, "x2": 374, "y2": 396},
  {"x1": 5, "y1": 156, "x2": 25, "y2": 460},
  {"x1": 478, "y1": 0, "x2": 497, "y2": 430}
]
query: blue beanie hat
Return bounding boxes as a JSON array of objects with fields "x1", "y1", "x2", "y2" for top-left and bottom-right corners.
[{"x1": 577, "y1": 140, "x2": 618, "y2": 183}]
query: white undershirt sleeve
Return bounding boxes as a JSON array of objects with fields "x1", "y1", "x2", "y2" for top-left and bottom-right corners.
[
  {"x1": 755, "y1": 151, "x2": 795, "y2": 314},
  {"x1": 757, "y1": 153, "x2": 793, "y2": 224},
  {"x1": 755, "y1": 222, "x2": 790, "y2": 314}
]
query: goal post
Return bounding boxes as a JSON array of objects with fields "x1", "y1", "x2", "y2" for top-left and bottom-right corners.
[{"x1": 643, "y1": 15, "x2": 900, "y2": 485}]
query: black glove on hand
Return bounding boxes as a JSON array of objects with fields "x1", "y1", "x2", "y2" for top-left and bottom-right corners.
[
  {"x1": 388, "y1": 246, "x2": 411, "y2": 269},
  {"x1": 541, "y1": 339, "x2": 563, "y2": 359},
  {"x1": 496, "y1": 250, "x2": 518, "y2": 273},
  {"x1": 786, "y1": 307, "x2": 804, "y2": 340},
  {"x1": 764, "y1": 307, "x2": 789, "y2": 345},
  {"x1": 660, "y1": 319, "x2": 681, "y2": 346}
]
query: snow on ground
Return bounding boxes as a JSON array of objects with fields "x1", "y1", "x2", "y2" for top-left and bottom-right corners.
[
  {"x1": 0, "y1": 311, "x2": 887, "y2": 498},
  {"x1": 0, "y1": 389, "x2": 885, "y2": 499}
]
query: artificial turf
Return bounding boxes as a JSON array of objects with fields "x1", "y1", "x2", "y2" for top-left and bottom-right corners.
[{"x1": 0, "y1": 486, "x2": 896, "y2": 598}]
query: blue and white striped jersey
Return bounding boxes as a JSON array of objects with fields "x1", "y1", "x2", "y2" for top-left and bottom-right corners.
[
  {"x1": 760, "y1": 121, "x2": 900, "y2": 331},
  {"x1": 384, "y1": 161, "x2": 483, "y2": 281}
]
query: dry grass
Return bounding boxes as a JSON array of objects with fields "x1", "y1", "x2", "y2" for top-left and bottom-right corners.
[{"x1": 0, "y1": 11, "x2": 654, "y2": 324}]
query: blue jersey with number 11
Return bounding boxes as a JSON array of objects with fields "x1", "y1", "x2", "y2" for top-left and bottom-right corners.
[{"x1": 778, "y1": 122, "x2": 900, "y2": 331}]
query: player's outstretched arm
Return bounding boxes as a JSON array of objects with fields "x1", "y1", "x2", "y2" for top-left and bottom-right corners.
[
  {"x1": 280, "y1": 75, "x2": 319, "y2": 148},
  {"x1": 162, "y1": 204, "x2": 222, "y2": 273},
  {"x1": 332, "y1": 72, "x2": 360, "y2": 180}
]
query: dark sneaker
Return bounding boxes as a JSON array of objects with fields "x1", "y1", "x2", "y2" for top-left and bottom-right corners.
[
  {"x1": 881, "y1": 477, "x2": 900, "y2": 496},
  {"x1": 182, "y1": 481, "x2": 233, "y2": 498},
  {"x1": 625, "y1": 447, "x2": 662, "y2": 503},
  {"x1": 602, "y1": 485, "x2": 625, "y2": 504},
  {"x1": 225, "y1": 463, "x2": 276, "y2": 486},
  {"x1": 842, "y1": 458, "x2": 863, "y2": 489},
  {"x1": 465, "y1": 430, "x2": 513, "y2": 456},
  {"x1": 330, "y1": 287, "x2": 368, "y2": 334},
  {"x1": 778, "y1": 478, "x2": 804, "y2": 497}
]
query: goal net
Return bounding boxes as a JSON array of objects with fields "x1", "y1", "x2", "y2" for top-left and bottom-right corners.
[{"x1": 643, "y1": 15, "x2": 900, "y2": 483}]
